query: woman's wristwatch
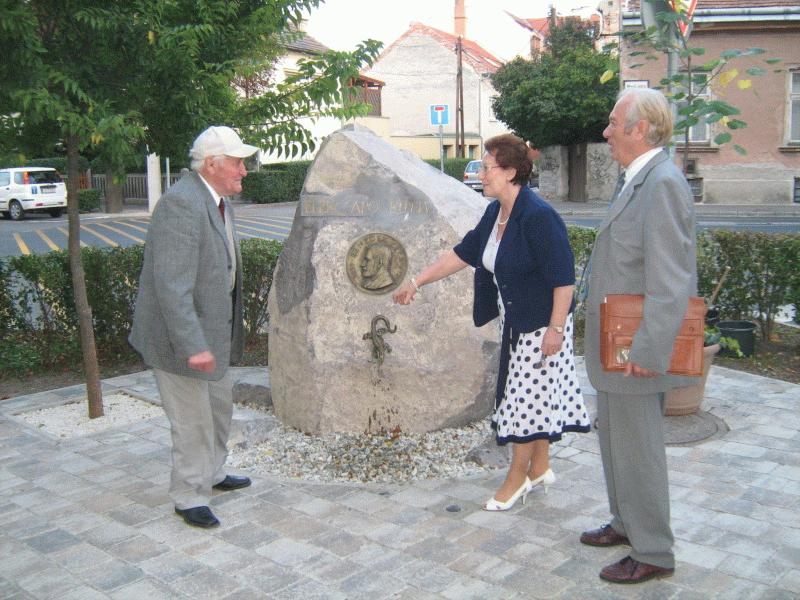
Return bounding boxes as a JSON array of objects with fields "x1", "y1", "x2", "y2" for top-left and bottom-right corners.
[{"x1": 548, "y1": 324, "x2": 564, "y2": 334}]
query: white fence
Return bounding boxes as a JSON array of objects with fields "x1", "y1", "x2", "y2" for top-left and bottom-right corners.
[{"x1": 91, "y1": 173, "x2": 183, "y2": 204}]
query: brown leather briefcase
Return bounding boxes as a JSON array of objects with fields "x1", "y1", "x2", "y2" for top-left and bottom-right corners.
[{"x1": 600, "y1": 294, "x2": 707, "y2": 377}]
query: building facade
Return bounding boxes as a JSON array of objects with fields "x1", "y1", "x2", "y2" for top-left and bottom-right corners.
[
  {"x1": 359, "y1": 22, "x2": 509, "y2": 160},
  {"x1": 616, "y1": 1, "x2": 800, "y2": 204}
]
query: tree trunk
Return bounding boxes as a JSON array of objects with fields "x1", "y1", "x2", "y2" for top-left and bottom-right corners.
[
  {"x1": 105, "y1": 167, "x2": 124, "y2": 213},
  {"x1": 66, "y1": 135, "x2": 104, "y2": 418}
]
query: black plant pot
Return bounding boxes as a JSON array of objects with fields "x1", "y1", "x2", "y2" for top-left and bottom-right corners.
[
  {"x1": 705, "y1": 307, "x2": 720, "y2": 328},
  {"x1": 717, "y1": 320, "x2": 757, "y2": 357}
]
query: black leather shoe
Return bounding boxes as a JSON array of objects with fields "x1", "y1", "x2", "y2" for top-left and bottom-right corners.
[
  {"x1": 174, "y1": 506, "x2": 219, "y2": 528},
  {"x1": 212, "y1": 475, "x2": 252, "y2": 491}
]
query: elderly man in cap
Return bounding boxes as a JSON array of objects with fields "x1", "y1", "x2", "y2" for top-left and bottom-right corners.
[{"x1": 130, "y1": 126, "x2": 258, "y2": 528}]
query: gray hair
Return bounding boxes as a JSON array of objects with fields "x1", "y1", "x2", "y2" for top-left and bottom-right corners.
[
  {"x1": 618, "y1": 88, "x2": 673, "y2": 147},
  {"x1": 190, "y1": 155, "x2": 225, "y2": 172}
]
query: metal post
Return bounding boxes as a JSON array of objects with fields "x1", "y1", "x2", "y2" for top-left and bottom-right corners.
[
  {"x1": 439, "y1": 125, "x2": 444, "y2": 172},
  {"x1": 667, "y1": 48, "x2": 679, "y2": 159}
]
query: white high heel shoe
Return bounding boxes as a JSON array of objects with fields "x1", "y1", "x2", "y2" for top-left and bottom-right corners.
[
  {"x1": 483, "y1": 477, "x2": 532, "y2": 511},
  {"x1": 527, "y1": 468, "x2": 555, "y2": 495}
]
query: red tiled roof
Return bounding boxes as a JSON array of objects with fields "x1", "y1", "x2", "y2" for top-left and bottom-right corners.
[
  {"x1": 373, "y1": 22, "x2": 504, "y2": 74},
  {"x1": 626, "y1": 0, "x2": 798, "y2": 9},
  {"x1": 507, "y1": 13, "x2": 601, "y2": 38}
]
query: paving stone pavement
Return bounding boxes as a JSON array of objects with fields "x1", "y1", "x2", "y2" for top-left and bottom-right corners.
[{"x1": 1, "y1": 363, "x2": 798, "y2": 599}]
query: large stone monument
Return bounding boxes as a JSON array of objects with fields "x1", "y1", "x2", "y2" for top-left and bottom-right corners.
[{"x1": 268, "y1": 125, "x2": 499, "y2": 434}]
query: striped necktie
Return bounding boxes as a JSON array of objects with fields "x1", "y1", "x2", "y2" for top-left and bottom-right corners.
[{"x1": 218, "y1": 198, "x2": 226, "y2": 223}]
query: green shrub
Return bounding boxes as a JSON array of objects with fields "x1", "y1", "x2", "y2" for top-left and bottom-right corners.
[
  {"x1": 27, "y1": 156, "x2": 91, "y2": 172},
  {"x1": 696, "y1": 230, "x2": 800, "y2": 339},
  {"x1": 566, "y1": 225, "x2": 596, "y2": 282},
  {"x1": 241, "y1": 161, "x2": 311, "y2": 204},
  {"x1": 240, "y1": 238, "x2": 283, "y2": 343},
  {"x1": 423, "y1": 157, "x2": 473, "y2": 181},
  {"x1": 78, "y1": 188, "x2": 103, "y2": 213},
  {"x1": 82, "y1": 245, "x2": 144, "y2": 350},
  {"x1": 0, "y1": 239, "x2": 284, "y2": 378}
]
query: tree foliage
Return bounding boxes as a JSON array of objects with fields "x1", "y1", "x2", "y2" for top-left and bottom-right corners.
[
  {"x1": 602, "y1": 5, "x2": 782, "y2": 170},
  {"x1": 0, "y1": 0, "x2": 382, "y2": 166},
  {"x1": 0, "y1": 0, "x2": 381, "y2": 417},
  {"x1": 491, "y1": 47, "x2": 618, "y2": 147}
]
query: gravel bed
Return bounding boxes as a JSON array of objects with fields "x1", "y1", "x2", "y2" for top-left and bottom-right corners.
[
  {"x1": 228, "y1": 414, "x2": 497, "y2": 484},
  {"x1": 14, "y1": 391, "x2": 498, "y2": 482},
  {"x1": 14, "y1": 392, "x2": 163, "y2": 438}
]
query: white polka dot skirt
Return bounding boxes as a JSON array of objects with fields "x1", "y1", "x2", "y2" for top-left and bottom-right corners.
[{"x1": 492, "y1": 314, "x2": 591, "y2": 445}]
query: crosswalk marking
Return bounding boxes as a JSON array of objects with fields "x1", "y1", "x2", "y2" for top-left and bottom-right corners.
[
  {"x1": 80, "y1": 224, "x2": 119, "y2": 247},
  {"x1": 94, "y1": 222, "x2": 146, "y2": 244},
  {"x1": 3, "y1": 214, "x2": 291, "y2": 257},
  {"x1": 57, "y1": 227, "x2": 88, "y2": 247},
  {"x1": 12, "y1": 233, "x2": 30, "y2": 255},
  {"x1": 238, "y1": 217, "x2": 293, "y2": 229},
  {"x1": 236, "y1": 221, "x2": 291, "y2": 235},
  {"x1": 111, "y1": 220, "x2": 148, "y2": 233},
  {"x1": 36, "y1": 229, "x2": 60, "y2": 251}
]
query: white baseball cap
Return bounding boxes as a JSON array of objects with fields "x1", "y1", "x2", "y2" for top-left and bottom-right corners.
[{"x1": 189, "y1": 126, "x2": 259, "y2": 160}]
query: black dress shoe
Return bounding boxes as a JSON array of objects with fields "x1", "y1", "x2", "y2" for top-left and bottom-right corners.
[
  {"x1": 174, "y1": 506, "x2": 219, "y2": 528},
  {"x1": 212, "y1": 475, "x2": 252, "y2": 491}
]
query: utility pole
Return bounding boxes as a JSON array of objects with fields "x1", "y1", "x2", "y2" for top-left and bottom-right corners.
[{"x1": 455, "y1": 36, "x2": 465, "y2": 158}]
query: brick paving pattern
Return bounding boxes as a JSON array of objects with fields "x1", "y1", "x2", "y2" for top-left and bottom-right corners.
[{"x1": 1, "y1": 363, "x2": 798, "y2": 599}]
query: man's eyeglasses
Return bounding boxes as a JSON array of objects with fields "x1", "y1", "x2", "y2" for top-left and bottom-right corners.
[{"x1": 478, "y1": 164, "x2": 502, "y2": 173}]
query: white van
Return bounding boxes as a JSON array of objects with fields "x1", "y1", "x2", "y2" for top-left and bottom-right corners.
[{"x1": 0, "y1": 167, "x2": 67, "y2": 220}]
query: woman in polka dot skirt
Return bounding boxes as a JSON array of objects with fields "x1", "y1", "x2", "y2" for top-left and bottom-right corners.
[{"x1": 393, "y1": 134, "x2": 590, "y2": 511}]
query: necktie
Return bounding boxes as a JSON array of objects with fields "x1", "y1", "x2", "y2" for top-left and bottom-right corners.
[
  {"x1": 612, "y1": 172, "x2": 626, "y2": 200},
  {"x1": 218, "y1": 198, "x2": 225, "y2": 223}
]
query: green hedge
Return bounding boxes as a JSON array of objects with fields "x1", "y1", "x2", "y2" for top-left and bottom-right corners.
[
  {"x1": 241, "y1": 161, "x2": 312, "y2": 204},
  {"x1": 0, "y1": 239, "x2": 283, "y2": 378},
  {"x1": 78, "y1": 188, "x2": 103, "y2": 213},
  {"x1": 423, "y1": 157, "x2": 473, "y2": 181},
  {"x1": 4, "y1": 156, "x2": 92, "y2": 172},
  {"x1": 2, "y1": 226, "x2": 796, "y2": 378},
  {"x1": 697, "y1": 230, "x2": 800, "y2": 339},
  {"x1": 241, "y1": 157, "x2": 475, "y2": 204}
]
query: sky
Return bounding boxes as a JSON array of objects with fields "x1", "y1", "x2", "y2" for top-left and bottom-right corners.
[{"x1": 304, "y1": 0, "x2": 599, "y2": 62}]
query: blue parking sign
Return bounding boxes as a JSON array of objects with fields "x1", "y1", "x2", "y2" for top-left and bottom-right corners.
[{"x1": 430, "y1": 104, "x2": 449, "y2": 126}]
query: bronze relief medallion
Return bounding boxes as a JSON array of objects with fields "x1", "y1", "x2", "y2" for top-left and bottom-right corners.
[{"x1": 346, "y1": 233, "x2": 408, "y2": 295}]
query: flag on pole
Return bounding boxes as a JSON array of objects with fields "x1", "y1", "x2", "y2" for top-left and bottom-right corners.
[{"x1": 669, "y1": 0, "x2": 698, "y2": 37}]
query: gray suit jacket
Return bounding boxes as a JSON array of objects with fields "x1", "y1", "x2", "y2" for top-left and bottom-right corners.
[
  {"x1": 129, "y1": 172, "x2": 244, "y2": 381},
  {"x1": 585, "y1": 150, "x2": 698, "y2": 394}
]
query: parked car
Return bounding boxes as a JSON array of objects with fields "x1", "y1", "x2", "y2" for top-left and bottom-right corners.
[
  {"x1": 463, "y1": 159, "x2": 483, "y2": 193},
  {"x1": 0, "y1": 167, "x2": 67, "y2": 220}
]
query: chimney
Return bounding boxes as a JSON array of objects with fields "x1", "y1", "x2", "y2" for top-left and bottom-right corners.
[{"x1": 454, "y1": 0, "x2": 466, "y2": 38}]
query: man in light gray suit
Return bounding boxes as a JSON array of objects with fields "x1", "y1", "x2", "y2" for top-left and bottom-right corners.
[
  {"x1": 580, "y1": 88, "x2": 697, "y2": 583},
  {"x1": 130, "y1": 126, "x2": 257, "y2": 528}
]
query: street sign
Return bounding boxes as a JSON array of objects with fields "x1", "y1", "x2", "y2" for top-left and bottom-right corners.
[
  {"x1": 670, "y1": 0, "x2": 698, "y2": 38},
  {"x1": 430, "y1": 104, "x2": 449, "y2": 126}
]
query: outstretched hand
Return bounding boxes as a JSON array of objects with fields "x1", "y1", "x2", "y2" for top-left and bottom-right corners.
[{"x1": 392, "y1": 282, "x2": 417, "y2": 305}]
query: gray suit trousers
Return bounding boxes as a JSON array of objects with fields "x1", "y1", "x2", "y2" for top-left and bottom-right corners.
[
  {"x1": 596, "y1": 390, "x2": 675, "y2": 569},
  {"x1": 154, "y1": 368, "x2": 233, "y2": 509}
]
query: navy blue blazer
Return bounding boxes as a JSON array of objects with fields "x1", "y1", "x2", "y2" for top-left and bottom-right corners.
[{"x1": 453, "y1": 186, "x2": 576, "y2": 332}]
